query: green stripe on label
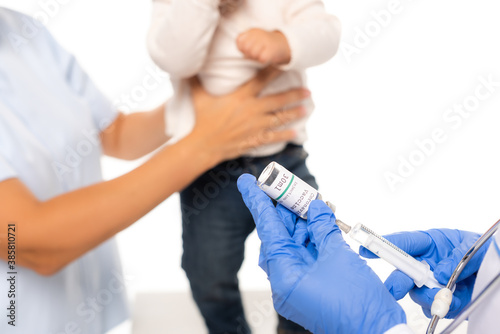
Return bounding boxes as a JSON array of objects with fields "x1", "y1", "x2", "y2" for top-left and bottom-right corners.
[{"x1": 276, "y1": 175, "x2": 294, "y2": 200}]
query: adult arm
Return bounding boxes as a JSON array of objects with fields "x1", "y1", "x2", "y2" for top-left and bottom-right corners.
[
  {"x1": 100, "y1": 104, "x2": 169, "y2": 160},
  {"x1": 0, "y1": 69, "x2": 308, "y2": 276},
  {"x1": 147, "y1": 0, "x2": 220, "y2": 78}
]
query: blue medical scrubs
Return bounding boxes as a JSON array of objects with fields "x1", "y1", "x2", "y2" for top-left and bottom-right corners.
[{"x1": 0, "y1": 8, "x2": 129, "y2": 333}]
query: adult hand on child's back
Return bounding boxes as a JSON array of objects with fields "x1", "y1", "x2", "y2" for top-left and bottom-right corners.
[
  {"x1": 189, "y1": 67, "x2": 309, "y2": 162},
  {"x1": 237, "y1": 29, "x2": 292, "y2": 65}
]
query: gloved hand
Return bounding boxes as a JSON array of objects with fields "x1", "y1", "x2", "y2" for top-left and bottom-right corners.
[
  {"x1": 258, "y1": 202, "x2": 318, "y2": 274},
  {"x1": 238, "y1": 174, "x2": 407, "y2": 334},
  {"x1": 360, "y1": 229, "x2": 489, "y2": 318}
]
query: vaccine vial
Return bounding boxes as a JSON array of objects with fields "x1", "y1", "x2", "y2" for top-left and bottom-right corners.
[{"x1": 257, "y1": 162, "x2": 322, "y2": 219}]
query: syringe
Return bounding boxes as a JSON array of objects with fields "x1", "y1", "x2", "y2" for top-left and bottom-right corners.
[{"x1": 257, "y1": 161, "x2": 444, "y2": 290}]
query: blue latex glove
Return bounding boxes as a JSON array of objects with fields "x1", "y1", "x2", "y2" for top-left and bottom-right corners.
[
  {"x1": 238, "y1": 174, "x2": 407, "y2": 334},
  {"x1": 360, "y1": 229, "x2": 489, "y2": 318},
  {"x1": 258, "y1": 203, "x2": 318, "y2": 273}
]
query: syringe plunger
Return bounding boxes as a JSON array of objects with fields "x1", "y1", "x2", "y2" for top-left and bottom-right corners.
[{"x1": 257, "y1": 161, "x2": 445, "y2": 291}]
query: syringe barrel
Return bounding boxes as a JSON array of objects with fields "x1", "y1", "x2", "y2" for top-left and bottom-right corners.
[
  {"x1": 257, "y1": 162, "x2": 321, "y2": 219},
  {"x1": 350, "y1": 223, "x2": 443, "y2": 289}
]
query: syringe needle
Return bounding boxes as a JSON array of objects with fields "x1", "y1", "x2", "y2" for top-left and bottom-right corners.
[
  {"x1": 326, "y1": 202, "x2": 442, "y2": 290},
  {"x1": 326, "y1": 201, "x2": 351, "y2": 233}
]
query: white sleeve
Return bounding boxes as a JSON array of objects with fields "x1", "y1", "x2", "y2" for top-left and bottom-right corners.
[
  {"x1": 384, "y1": 324, "x2": 415, "y2": 334},
  {"x1": 279, "y1": 0, "x2": 341, "y2": 70},
  {"x1": 466, "y1": 233, "x2": 500, "y2": 333},
  {"x1": 147, "y1": 0, "x2": 221, "y2": 78}
]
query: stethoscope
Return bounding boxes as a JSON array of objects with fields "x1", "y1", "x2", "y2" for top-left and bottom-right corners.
[{"x1": 427, "y1": 219, "x2": 500, "y2": 334}]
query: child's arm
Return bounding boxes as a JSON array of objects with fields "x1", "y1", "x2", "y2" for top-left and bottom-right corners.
[
  {"x1": 237, "y1": 0, "x2": 341, "y2": 70},
  {"x1": 237, "y1": 29, "x2": 292, "y2": 66},
  {"x1": 147, "y1": 0, "x2": 221, "y2": 78}
]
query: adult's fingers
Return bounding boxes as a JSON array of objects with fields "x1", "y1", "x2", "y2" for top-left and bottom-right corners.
[
  {"x1": 359, "y1": 246, "x2": 378, "y2": 259},
  {"x1": 238, "y1": 67, "x2": 282, "y2": 97},
  {"x1": 360, "y1": 231, "x2": 434, "y2": 259},
  {"x1": 256, "y1": 106, "x2": 306, "y2": 130},
  {"x1": 384, "y1": 270, "x2": 416, "y2": 300},
  {"x1": 434, "y1": 233, "x2": 483, "y2": 284},
  {"x1": 276, "y1": 204, "x2": 298, "y2": 237},
  {"x1": 187, "y1": 76, "x2": 206, "y2": 98},
  {"x1": 409, "y1": 286, "x2": 436, "y2": 318},
  {"x1": 241, "y1": 106, "x2": 304, "y2": 153},
  {"x1": 293, "y1": 220, "x2": 309, "y2": 247},
  {"x1": 255, "y1": 89, "x2": 311, "y2": 115},
  {"x1": 242, "y1": 129, "x2": 297, "y2": 152},
  {"x1": 409, "y1": 285, "x2": 466, "y2": 319},
  {"x1": 237, "y1": 174, "x2": 295, "y2": 256},
  {"x1": 306, "y1": 200, "x2": 340, "y2": 251},
  {"x1": 238, "y1": 174, "x2": 307, "y2": 287},
  {"x1": 258, "y1": 243, "x2": 268, "y2": 273},
  {"x1": 276, "y1": 205, "x2": 315, "y2": 266}
]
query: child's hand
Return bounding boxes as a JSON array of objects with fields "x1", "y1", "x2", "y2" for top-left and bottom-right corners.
[{"x1": 237, "y1": 28, "x2": 291, "y2": 65}]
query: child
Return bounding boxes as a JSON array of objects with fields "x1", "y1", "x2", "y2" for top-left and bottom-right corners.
[{"x1": 147, "y1": 0, "x2": 340, "y2": 333}]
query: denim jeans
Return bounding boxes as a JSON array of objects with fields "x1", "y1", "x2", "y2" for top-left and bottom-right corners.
[{"x1": 180, "y1": 144, "x2": 316, "y2": 334}]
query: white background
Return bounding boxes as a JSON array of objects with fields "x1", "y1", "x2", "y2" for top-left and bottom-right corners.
[{"x1": 1, "y1": 0, "x2": 500, "y2": 332}]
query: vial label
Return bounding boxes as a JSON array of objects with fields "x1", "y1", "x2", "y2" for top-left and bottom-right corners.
[{"x1": 263, "y1": 168, "x2": 319, "y2": 218}]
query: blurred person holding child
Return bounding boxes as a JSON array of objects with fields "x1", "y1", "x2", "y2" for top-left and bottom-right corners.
[{"x1": 148, "y1": 0, "x2": 341, "y2": 332}]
